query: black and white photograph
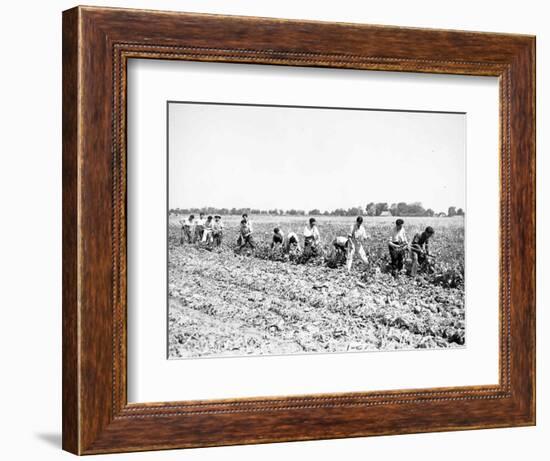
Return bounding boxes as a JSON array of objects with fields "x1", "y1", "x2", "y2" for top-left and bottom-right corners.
[
  {"x1": 1, "y1": 0, "x2": 542, "y2": 458},
  {"x1": 167, "y1": 102, "x2": 466, "y2": 359}
]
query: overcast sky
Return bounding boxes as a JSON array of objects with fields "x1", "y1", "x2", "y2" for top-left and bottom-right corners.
[{"x1": 168, "y1": 102, "x2": 465, "y2": 213}]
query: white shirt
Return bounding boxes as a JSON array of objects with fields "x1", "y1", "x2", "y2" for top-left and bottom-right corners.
[
  {"x1": 350, "y1": 224, "x2": 367, "y2": 241},
  {"x1": 334, "y1": 236, "x2": 349, "y2": 247},
  {"x1": 303, "y1": 225, "x2": 320, "y2": 240},
  {"x1": 196, "y1": 217, "x2": 205, "y2": 226},
  {"x1": 212, "y1": 220, "x2": 224, "y2": 231},
  {"x1": 389, "y1": 227, "x2": 408, "y2": 244}
]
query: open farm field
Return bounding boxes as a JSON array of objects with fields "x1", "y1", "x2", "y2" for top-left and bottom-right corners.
[{"x1": 168, "y1": 215, "x2": 465, "y2": 358}]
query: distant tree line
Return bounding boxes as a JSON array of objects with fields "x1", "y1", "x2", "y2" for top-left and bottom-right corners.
[
  {"x1": 169, "y1": 203, "x2": 464, "y2": 217},
  {"x1": 365, "y1": 202, "x2": 463, "y2": 217}
]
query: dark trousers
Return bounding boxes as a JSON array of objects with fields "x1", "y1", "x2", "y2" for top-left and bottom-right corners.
[
  {"x1": 194, "y1": 225, "x2": 204, "y2": 242},
  {"x1": 212, "y1": 231, "x2": 223, "y2": 247},
  {"x1": 411, "y1": 249, "x2": 427, "y2": 266},
  {"x1": 303, "y1": 237, "x2": 320, "y2": 258},
  {"x1": 389, "y1": 244, "x2": 405, "y2": 271},
  {"x1": 239, "y1": 234, "x2": 255, "y2": 249},
  {"x1": 181, "y1": 227, "x2": 193, "y2": 244}
]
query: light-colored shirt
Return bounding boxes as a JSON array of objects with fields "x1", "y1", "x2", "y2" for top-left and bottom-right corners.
[
  {"x1": 350, "y1": 224, "x2": 367, "y2": 241},
  {"x1": 303, "y1": 225, "x2": 320, "y2": 241},
  {"x1": 212, "y1": 220, "x2": 224, "y2": 231},
  {"x1": 389, "y1": 227, "x2": 408, "y2": 244},
  {"x1": 334, "y1": 236, "x2": 349, "y2": 247},
  {"x1": 196, "y1": 217, "x2": 205, "y2": 226},
  {"x1": 183, "y1": 217, "x2": 194, "y2": 228}
]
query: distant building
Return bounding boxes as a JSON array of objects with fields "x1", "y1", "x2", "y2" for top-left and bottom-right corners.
[
  {"x1": 436, "y1": 212, "x2": 447, "y2": 217},
  {"x1": 379, "y1": 211, "x2": 392, "y2": 217}
]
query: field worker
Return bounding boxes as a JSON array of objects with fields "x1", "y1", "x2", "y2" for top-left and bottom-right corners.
[
  {"x1": 303, "y1": 218, "x2": 321, "y2": 249},
  {"x1": 237, "y1": 213, "x2": 253, "y2": 246},
  {"x1": 285, "y1": 231, "x2": 301, "y2": 253},
  {"x1": 271, "y1": 227, "x2": 285, "y2": 249},
  {"x1": 346, "y1": 216, "x2": 369, "y2": 272},
  {"x1": 238, "y1": 218, "x2": 255, "y2": 251},
  {"x1": 388, "y1": 218, "x2": 409, "y2": 275},
  {"x1": 202, "y1": 215, "x2": 214, "y2": 244},
  {"x1": 332, "y1": 236, "x2": 350, "y2": 253},
  {"x1": 242, "y1": 213, "x2": 253, "y2": 232},
  {"x1": 180, "y1": 214, "x2": 195, "y2": 244},
  {"x1": 302, "y1": 218, "x2": 321, "y2": 259},
  {"x1": 211, "y1": 215, "x2": 224, "y2": 247},
  {"x1": 410, "y1": 226, "x2": 435, "y2": 276},
  {"x1": 194, "y1": 213, "x2": 206, "y2": 242},
  {"x1": 331, "y1": 235, "x2": 350, "y2": 266}
]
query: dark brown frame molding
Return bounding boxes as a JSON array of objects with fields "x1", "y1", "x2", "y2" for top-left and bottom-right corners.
[{"x1": 62, "y1": 5, "x2": 535, "y2": 455}]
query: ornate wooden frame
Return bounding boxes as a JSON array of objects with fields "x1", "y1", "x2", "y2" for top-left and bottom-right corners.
[{"x1": 62, "y1": 5, "x2": 535, "y2": 455}]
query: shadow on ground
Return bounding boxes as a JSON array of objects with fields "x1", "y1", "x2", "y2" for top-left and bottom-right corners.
[{"x1": 36, "y1": 432, "x2": 61, "y2": 448}]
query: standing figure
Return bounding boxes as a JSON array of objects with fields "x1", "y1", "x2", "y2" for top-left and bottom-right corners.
[
  {"x1": 180, "y1": 214, "x2": 195, "y2": 244},
  {"x1": 194, "y1": 213, "x2": 206, "y2": 243},
  {"x1": 346, "y1": 216, "x2": 369, "y2": 273},
  {"x1": 303, "y1": 218, "x2": 321, "y2": 257},
  {"x1": 237, "y1": 218, "x2": 255, "y2": 251},
  {"x1": 211, "y1": 215, "x2": 224, "y2": 247},
  {"x1": 236, "y1": 213, "x2": 253, "y2": 246},
  {"x1": 388, "y1": 218, "x2": 409, "y2": 275},
  {"x1": 201, "y1": 215, "x2": 214, "y2": 244},
  {"x1": 410, "y1": 226, "x2": 435, "y2": 276}
]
